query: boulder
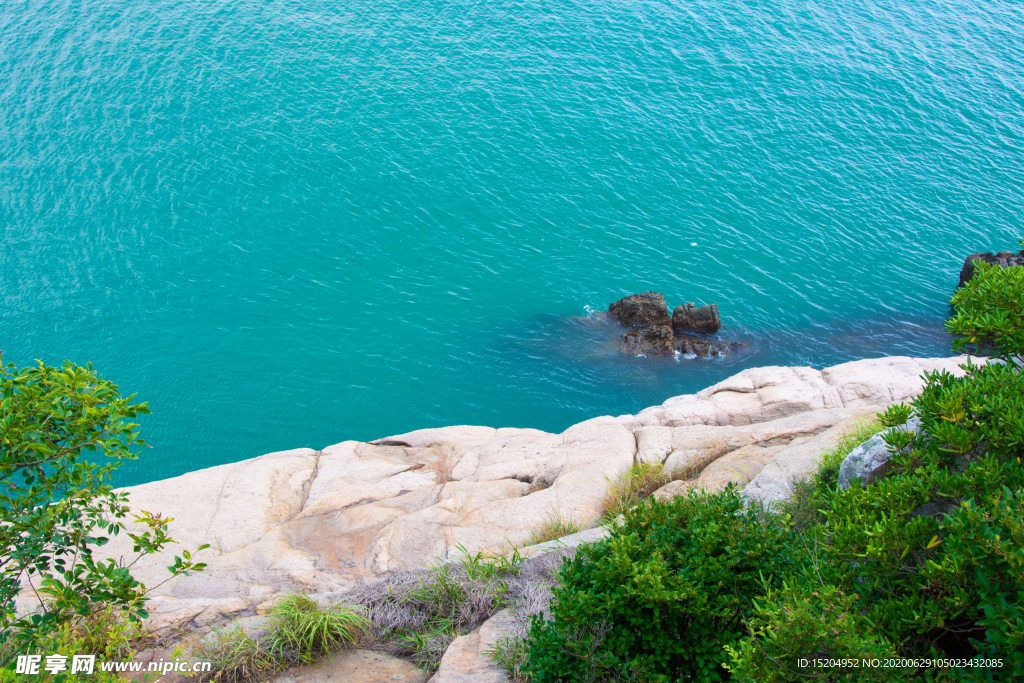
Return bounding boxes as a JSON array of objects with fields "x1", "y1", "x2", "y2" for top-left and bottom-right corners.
[
  {"x1": 674, "y1": 334, "x2": 743, "y2": 358},
  {"x1": 608, "y1": 292, "x2": 671, "y2": 327},
  {"x1": 958, "y1": 250, "x2": 1024, "y2": 288},
  {"x1": 837, "y1": 418, "x2": 920, "y2": 490},
  {"x1": 741, "y1": 413, "x2": 883, "y2": 507},
  {"x1": 672, "y1": 303, "x2": 721, "y2": 333},
  {"x1": 620, "y1": 324, "x2": 674, "y2": 356},
  {"x1": 429, "y1": 609, "x2": 518, "y2": 683}
]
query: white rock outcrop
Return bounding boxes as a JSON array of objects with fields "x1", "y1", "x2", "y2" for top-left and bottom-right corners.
[{"x1": 89, "y1": 355, "x2": 975, "y2": 635}]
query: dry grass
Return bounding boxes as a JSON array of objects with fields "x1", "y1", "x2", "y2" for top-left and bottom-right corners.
[
  {"x1": 525, "y1": 511, "x2": 582, "y2": 547},
  {"x1": 338, "y1": 547, "x2": 573, "y2": 674},
  {"x1": 602, "y1": 462, "x2": 680, "y2": 520}
]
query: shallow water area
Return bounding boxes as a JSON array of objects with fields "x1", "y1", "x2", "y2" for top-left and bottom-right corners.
[{"x1": 1, "y1": 0, "x2": 1021, "y2": 486}]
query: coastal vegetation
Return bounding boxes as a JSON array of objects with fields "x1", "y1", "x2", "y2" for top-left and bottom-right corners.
[
  {"x1": 191, "y1": 595, "x2": 365, "y2": 682},
  {"x1": 514, "y1": 252, "x2": 1024, "y2": 681},
  {"x1": 2, "y1": 247, "x2": 1020, "y2": 682},
  {"x1": 0, "y1": 357, "x2": 206, "y2": 667}
]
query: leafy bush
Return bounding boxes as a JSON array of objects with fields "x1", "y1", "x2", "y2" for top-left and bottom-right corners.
[
  {"x1": 526, "y1": 487, "x2": 793, "y2": 682},
  {"x1": 946, "y1": 248, "x2": 1024, "y2": 359},
  {"x1": 819, "y1": 364, "x2": 1024, "y2": 665},
  {"x1": 771, "y1": 255, "x2": 1024, "y2": 677},
  {"x1": 0, "y1": 356, "x2": 206, "y2": 662},
  {"x1": 0, "y1": 606, "x2": 146, "y2": 682},
  {"x1": 723, "y1": 582, "x2": 904, "y2": 682}
]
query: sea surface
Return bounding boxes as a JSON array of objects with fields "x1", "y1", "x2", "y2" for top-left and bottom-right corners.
[{"x1": 2, "y1": 0, "x2": 1022, "y2": 487}]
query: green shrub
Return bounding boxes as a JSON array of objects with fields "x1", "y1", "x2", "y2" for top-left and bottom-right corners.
[
  {"x1": 941, "y1": 491, "x2": 1024, "y2": 680},
  {"x1": 0, "y1": 606, "x2": 145, "y2": 682},
  {"x1": 819, "y1": 363, "x2": 1024, "y2": 665},
  {"x1": 526, "y1": 487, "x2": 793, "y2": 682},
  {"x1": 724, "y1": 582, "x2": 904, "y2": 682},
  {"x1": 793, "y1": 254, "x2": 1024, "y2": 677},
  {"x1": 0, "y1": 356, "x2": 206, "y2": 661},
  {"x1": 947, "y1": 248, "x2": 1024, "y2": 359}
]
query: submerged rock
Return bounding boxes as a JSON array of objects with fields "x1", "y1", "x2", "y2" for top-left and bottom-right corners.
[
  {"x1": 674, "y1": 334, "x2": 744, "y2": 358},
  {"x1": 620, "y1": 324, "x2": 675, "y2": 356},
  {"x1": 958, "y1": 250, "x2": 1024, "y2": 288},
  {"x1": 672, "y1": 303, "x2": 721, "y2": 334},
  {"x1": 608, "y1": 292, "x2": 671, "y2": 327}
]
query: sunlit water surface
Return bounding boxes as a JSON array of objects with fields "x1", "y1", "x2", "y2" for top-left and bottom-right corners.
[{"x1": 2, "y1": 0, "x2": 1022, "y2": 486}]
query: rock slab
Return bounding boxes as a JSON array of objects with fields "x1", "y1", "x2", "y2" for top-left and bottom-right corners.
[
  {"x1": 271, "y1": 649, "x2": 427, "y2": 683},
  {"x1": 429, "y1": 609, "x2": 518, "y2": 683}
]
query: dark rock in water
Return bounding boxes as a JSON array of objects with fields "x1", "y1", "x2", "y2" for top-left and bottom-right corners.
[
  {"x1": 672, "y1": 303, "x2": 721, "y2": 334},
  {"x1": 958, "y1": 250, "x2": 1024, "y2": 288},
  {"x1": 611, "y1": 292, "x2": 735, "y2": 359},
  {"x1": 620, "y1": 324, "x2": 674, "y2": 356},
  {"x1": 674, "y1": 334, "x2": 743, "y2": 358},
  {"x1": 608, "y1": 292, "x2": 671, "y2": 327}
]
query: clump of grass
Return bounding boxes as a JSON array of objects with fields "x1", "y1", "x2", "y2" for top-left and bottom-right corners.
[
  {"x1": 724, "y1": 462, "x2": 754, "y2": 486},
  {"x1": 487, "y1": 634, "x2": 530, "y2": 682},
  {"x1": 266, "y1": 594, "x2": 366, "y2": 664},
  {"x1": 602, "y1": 462, "x2": 680, "y2": 520},
  {"x1": 191, "y1": 595, "x2": 366, "y2": 682},
  {"x1": 781, "y1": 418, "x2": 884, "y2": 529},
  {"x1": 191, "y1": 627, "x2": 277, "y2": 683},
  {"x1": 525, "y1": 511, "x2": 582, "y2": 547}
]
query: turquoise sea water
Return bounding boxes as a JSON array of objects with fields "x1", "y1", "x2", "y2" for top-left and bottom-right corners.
[{"x1": 2, "y1": 0, "x2": 1022, "y2": 487}]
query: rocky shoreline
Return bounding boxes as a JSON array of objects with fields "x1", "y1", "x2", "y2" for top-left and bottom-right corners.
[{"x1": 75, "y1": 353, "x2": 978, "y2": 651}]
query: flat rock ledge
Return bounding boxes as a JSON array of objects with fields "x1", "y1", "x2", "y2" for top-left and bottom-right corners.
[{"x1": 68, "y1": 355, "x2": 978, "y2": 646}]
